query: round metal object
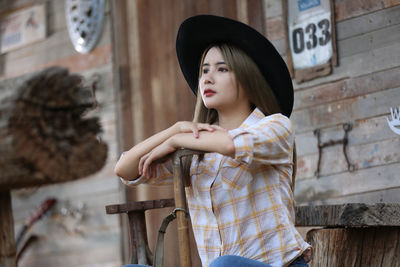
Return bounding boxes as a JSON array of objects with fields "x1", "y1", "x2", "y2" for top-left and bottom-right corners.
[{"x1": 65, "y1": 0, "x2": 104, "y2": 54}]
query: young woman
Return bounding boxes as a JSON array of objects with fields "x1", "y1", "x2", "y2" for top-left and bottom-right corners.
[{"x1": 115, "y1": 15, "x2": 311, "y2": 267}]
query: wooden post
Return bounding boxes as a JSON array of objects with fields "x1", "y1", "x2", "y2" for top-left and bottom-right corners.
[
  {"x1": 172, "y1": 151, "x2": 192, "y2": 267},
  {"x1": 0, "y1": 191, "x2": 17, "y2": 267}
]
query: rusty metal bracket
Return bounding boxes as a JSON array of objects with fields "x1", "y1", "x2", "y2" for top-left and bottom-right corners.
[{"x1": 314, "y1": 123, "x2": 355, "y2": 177}]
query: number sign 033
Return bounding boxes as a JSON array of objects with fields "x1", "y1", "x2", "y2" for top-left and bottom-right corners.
[{"x1": 288, "y1": 0, "x2": 333, "y2": 69}]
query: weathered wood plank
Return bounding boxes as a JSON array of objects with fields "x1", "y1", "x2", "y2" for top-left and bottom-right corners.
[
  {"x1": 336, "y1": 5, "x2": 400, "y2": 40},
  {"x1": 339, "y1": 23, "x2": 400, "y2": 58},
  {"x1": 297, "y1": 137, "x2": 400, "y2": 179},
  {"x1": 334, "y1": 0, "x2": 400, "y2": 22},
  {"x1": 11, "y1": 170, "x2": 120, "y2": 226},
  {"x1": 3, "y1": 44, "x2": 112, "y2": 80},
  {"x1": 294, "y1": 66, "x2": 400, "y2": 110},
  {"x1": 296, "y1": 114, "x2": 397, "y2": 156},
  {"x1": 46, "y1": 0, "x2": 67, "y2": 33},
  {"x1": 385, "y1": 0, "x2": 400, "y2": 7},
  {"x1": 2, "y1": 14, "x2": 112, "y2": 78},
  {"x1": 106, "y1": 198, "x2": 175, "y2": 214},
  {"x1": 309, "y1": 187, "x2": 400, "y2": 205},
  {"x1": 358, "y1": 87, "x2": 400, "y2": 119},
  {"x1": 247, "y1": 0, "x2": 265, "y2": 35},
  {"x1": 295, "y1": 203, "x2": 400, "y2": 227},
  {"x1": 306, "y1": 228, "x2": 400, "y2": 267},
  {"x1": 18, "y1": 244, "x2": 121, "y2": 267},
  {"x1": 12, "y1": 189, "x2": 122, "y2": 222},
  {"x1": 266, "y1": 16, "x2": 284, "y2": 41},
  {"x1": 264, "y1": 0, "x2": 282, "y2": 18},
  {"x1": 266, "y1": 3, "x2": 400, "y2": 50},
  {"x1": 0, "y1": 0, "x2": 46, "y2": 14},
  {"x1": 294, "y1": 38, "x2": 400, "y2": 90},
  {"x1": 292, "y1": 86, "x2": 400, "y2": 133},
  {"x1": 295, "y1": 162, "x2": 400, "y2": 204},
  {"x1": 3, "y1": 21, "x2": 102, "y2": 63},
  {"x1": 15, "y1": 222, "x2": 120, "y2": 255}
]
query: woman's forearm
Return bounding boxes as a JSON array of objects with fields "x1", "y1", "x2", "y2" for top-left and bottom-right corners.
[
  {"x1": 114, "y1": 124, "x2": 179, "y2": 180},
  {"x1": 170, "y1": 130, "x2": 235, "y2": 157},
  {"x1": 135, "y1": 129, "x2": 236, "y2": 180}
]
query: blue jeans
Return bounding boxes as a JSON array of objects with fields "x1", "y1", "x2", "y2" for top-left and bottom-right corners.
[
  {"x1": 209, "y1": 255, "x2": 308, "y2": 267},
  {"x1": 122, "y1": 255, "x2": 308, "y2": 267}
]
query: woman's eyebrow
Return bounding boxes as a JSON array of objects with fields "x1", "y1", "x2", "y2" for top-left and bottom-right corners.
[{"x1": 202, "y1": 61, "x2": 226, "y2": 67}]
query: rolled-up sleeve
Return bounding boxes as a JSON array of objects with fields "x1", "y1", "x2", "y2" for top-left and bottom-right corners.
[
  {"x1": 228, "y1": 114, "x2": 294, "y2": 166},
  {"x1": 118, "y1": 152, "x2": 174, "y2": 186}
]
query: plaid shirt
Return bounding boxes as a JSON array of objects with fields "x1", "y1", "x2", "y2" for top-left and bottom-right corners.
[{"x1": 122, "y1": 108, "x2": 311, "y2": 267}]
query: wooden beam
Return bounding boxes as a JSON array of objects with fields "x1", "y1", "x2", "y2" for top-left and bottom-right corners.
[
  {"x1": 0, "y1": 191, "x2": 16, "y2": 267},
  {"x1": 295, "y1": 203, "x2": 400, "y2": 227}
]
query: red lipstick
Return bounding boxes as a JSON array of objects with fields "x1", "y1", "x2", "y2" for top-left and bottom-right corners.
[{"x1": 204, "y1": 89, "x2": 216, "y2": 97}]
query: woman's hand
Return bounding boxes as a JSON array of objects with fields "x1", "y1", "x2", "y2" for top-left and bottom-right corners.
[
  {"x1": 174, "y1": 121, "x2": 225, "y2": 138},
  {"x1": 139, "y1": 139, "x2": 176, "y2": 179}
]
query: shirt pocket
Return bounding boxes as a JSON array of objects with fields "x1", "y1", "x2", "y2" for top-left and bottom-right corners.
[
  {"x1": 190, "y1": 158, "x2": 207, "y2": 176},
  {"x1": 220, "y1": 158, "x2": 253, "y2": 191}
]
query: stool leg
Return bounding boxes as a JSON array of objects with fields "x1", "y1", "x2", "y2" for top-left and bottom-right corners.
[
  {"x1": 126, "y1": 213, "x2": 138, "y2": 264},
  {"x1": 129, "y1": 211, "x2": 152, "y2": 265}
]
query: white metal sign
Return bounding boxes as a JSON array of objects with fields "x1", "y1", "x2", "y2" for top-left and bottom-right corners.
[
  {"x1": 288, "y1": 0, "x2": 333, "y2": 69},
  {"x1": 0, "y1": 4, "x2": 46, "y2": 54}
]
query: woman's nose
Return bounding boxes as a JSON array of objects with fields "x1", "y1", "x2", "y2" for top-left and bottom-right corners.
[{"x1": 203, "y1": 72, "x2": 214, "y2": 84}]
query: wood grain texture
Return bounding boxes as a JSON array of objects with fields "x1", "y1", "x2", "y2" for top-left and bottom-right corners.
[
  {"x1": 295, "y1": 203, "x2": 400, "y2": 227},
  {"x1": 307, "y1": 227, "x2": 400, "y2": 267},
  {"x1": 295, "y1": 162, "x2": 400, "y2": 204},
  {"x1": 0, "y1": 191, "x2": 16, "y2": 267},
  {"x1": 294, "y1": 66, "x2": 400, "y2": 111},
  {"x1": 297, "y1": 137, "x2": 400, "y2": 179},
  {"x1": 335, "y1": 0, "x2": 400, "y2": 21},
  {"x1": 336, "y1": 5, "x2": 400, "y2": 40},
  {"x1": 309, "y1": 187, "x2": 400, "y2": 205}
]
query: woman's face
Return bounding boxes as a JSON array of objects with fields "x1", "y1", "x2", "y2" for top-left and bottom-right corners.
[{"x1": 199, "y1": 47, "x2": 249, "y2": 112}]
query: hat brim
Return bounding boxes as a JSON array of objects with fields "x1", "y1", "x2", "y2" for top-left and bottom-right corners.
[{"x1": 176, "y1": 15, "x2": 293, "y2": 117}]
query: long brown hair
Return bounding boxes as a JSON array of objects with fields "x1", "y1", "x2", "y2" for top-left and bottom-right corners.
[{"x1": 183, "y1": 44, "x2": 296, "y2": 188}]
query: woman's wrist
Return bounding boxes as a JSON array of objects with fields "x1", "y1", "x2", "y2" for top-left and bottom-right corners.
[
  {"x1": 167, "y1": 134, "x2": 179, "y2": 149},
  {"x1": 171, "y1": 121, "x2": 182, "y2": 135}
]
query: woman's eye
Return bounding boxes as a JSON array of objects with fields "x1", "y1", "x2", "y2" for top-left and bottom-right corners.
[
  {"x1": 202, "y1": 68, "x2": 209, "y2": 74},
  {"x1": 218, "y1": 67, "x2": 228, "y2": 72}
]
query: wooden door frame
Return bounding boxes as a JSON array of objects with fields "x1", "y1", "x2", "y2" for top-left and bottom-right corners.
[{"x1": 110, "y1": 0, "x2": 134, "y2": 262}]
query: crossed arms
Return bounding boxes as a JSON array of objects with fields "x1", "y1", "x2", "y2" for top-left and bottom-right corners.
[{"x1": 114, "y1": 122, "x2": 235, "y2": 181}]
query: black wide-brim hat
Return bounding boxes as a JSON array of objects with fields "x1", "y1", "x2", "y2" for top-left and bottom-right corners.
[{"x1": 176, "y1": 15, "x2": 294, "y2": 117}]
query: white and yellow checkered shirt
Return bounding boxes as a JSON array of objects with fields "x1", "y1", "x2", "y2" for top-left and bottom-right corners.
[{"x1": 122, "y1": 108, "x2": 311, "y2": 267}]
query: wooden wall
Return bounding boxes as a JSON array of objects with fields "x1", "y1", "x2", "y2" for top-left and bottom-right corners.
[
  {"x1": 1, "y1": 1, "x2": 122, "y2": 266},
  {"x1": 264, "y1": 0, "x2": 400, "y2": 205}
]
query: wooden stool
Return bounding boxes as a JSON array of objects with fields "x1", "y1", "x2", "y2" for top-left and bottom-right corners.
[
  {"x1": 107, "y1": 148, "x2": 203, "y2": 267},
  {"x1": 106, "y1": 198, "x2": 175, "y2": 265}
]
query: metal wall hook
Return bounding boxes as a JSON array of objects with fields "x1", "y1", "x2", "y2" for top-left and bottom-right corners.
[{"x1": 314, "y1": 123, "x2": 355, "y2": 178}]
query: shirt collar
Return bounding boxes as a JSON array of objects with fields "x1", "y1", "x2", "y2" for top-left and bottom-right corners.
[{"x1": 238, "y1": 107, "x2": 265, "y2": 128}]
